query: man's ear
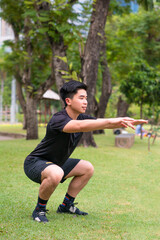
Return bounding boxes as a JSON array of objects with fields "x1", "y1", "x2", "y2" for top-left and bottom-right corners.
[{"x1": 65, "y1": 98, "x2": 71, "y2": 106}]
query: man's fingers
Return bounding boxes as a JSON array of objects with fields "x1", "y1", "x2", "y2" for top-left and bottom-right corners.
[
  {"x1": 127, "y1": 122, "x2": 135, "y2": 130},
  {"x1": 133, "y1": 120, "x2": 148, "y2": 125},
  {"x1": 122, "y1": 121, "x2": 135, "y2": 130},
  {"x1": 119, "y1": 118, "x2": 147, "y2": 129},
  {"x1": 121, "y1": 122, "x2": 128, "y2": 128}
]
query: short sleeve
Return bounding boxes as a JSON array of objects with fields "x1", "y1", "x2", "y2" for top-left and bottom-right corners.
[{"x1": 49, "y1": 112, "x2": 71, "y2": 132}]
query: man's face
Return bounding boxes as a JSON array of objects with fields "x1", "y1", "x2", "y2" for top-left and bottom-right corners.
[{"x1": 66, "y1": 89, "x2": 88, "y2": 114}]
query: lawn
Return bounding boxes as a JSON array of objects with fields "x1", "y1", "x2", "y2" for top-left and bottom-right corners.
[{"x1": 0, "y1": 125, "x2": 160, "y2": 240}]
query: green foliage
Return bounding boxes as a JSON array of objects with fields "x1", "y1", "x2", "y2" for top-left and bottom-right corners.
[
  {"x1": 0, "y1": 0, "x2": 92, "y2": 96},
  {"x1": 106, "y1": 9, "x2": 160, "y2": 84},
  {"x1": 108, "y1": 0, "x2": 132, "y2": 15},
  {"x1": 0, "y1": 47, "x2": 12, "y2": 106},
  {"x1": 24, "y1": 0, "x2": 83, "y2": 45},
  {"x1": 2, "y1": 77, "x2": 12, "y2": 106},
  {"x1": 66, "y1": 41, "x2": 82, "y2": 76},
  {"x1": 0, "y1": 1, "x2": 54, "y2": 92},
  {"x1": 0, "y1": 0, "x2": 24, "y2": 34},
  {"x1": 120, "y1": 60, "x2": 160, "y2": 120},
  {"x1": 57, "y1": 57, "x2": 82, "y2": 82},
  {"x1": 137, "y1": 0, "x2": 160, "y2": 10},
  {"x1": 2, "y1": 40, "x2": 52, "y2": 91},
  {"x1": 106, "y1": 8, "x2": 160, "y2": 120},
  {"x1": 138, "y1": 0, "x2": 154, "y2": 10}
]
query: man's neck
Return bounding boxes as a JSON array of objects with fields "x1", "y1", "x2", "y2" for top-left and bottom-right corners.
[{"x1": 65, "y1": 107, "x2": 79, "y2": 120}]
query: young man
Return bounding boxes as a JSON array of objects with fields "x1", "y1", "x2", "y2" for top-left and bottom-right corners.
[{"x1": 24, "y1": 80, "x2": 147, "y2": 223}]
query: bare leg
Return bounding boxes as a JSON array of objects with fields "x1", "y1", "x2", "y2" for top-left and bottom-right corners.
[
  {"x1": 39, "y1": 165, "x2": 64, "y2": 200},
  {"x1": 65, "y1": 160, "x2": 94, "y2": 198},
  {"x1": 32, "y1": 165, "x2": 64, "y2": 222}
]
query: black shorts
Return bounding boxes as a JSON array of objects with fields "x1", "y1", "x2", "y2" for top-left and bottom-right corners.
[{"x1": 24, "y1": 157, "x2": 80, "y2": 184}]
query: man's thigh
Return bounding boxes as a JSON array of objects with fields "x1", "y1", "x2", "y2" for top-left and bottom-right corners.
[
  {"x1": 60, "y1": 158, "x2": 81, "y2": 183},
  {"x1": 24, "y1": 157, "x2": 55, "y2": 184},
  {"x1": 63, "y1": 159, "x2": 94, "y2": 180},
  {"x1": 24, "y1": 157, "x2": 82, "y2": 184}
]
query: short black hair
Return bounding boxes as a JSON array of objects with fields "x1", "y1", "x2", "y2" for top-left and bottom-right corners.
[{"x1": 60, "y1": 80, "x2": 87, "y2": 107}]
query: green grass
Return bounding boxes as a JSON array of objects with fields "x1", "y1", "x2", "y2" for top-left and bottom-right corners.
[{"x1": 0, "y1": 125, "x2": 160, "y2": 240}]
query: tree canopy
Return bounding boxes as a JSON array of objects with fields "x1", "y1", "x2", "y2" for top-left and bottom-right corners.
[
  {"x1": 105, "y1": 7, "x2": 160, "y2": 120},
  {"x1": 120, "y1": 60, "x2": 160, "y2": 118}
]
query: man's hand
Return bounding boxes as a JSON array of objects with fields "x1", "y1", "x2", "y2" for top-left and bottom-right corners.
[{"x1": 120, "y1": 118, "x2": 148, "y2": 130}]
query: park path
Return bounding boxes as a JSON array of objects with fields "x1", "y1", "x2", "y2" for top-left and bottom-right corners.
[
  {"x1": 0, "y1": 131, "x2": 26, "y2": 141},
  {"x1": 0, "y1": 135, "x2": 15, "y2": 140}
]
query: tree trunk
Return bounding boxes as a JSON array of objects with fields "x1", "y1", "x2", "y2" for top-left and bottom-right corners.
[
  {"x1": 117, "y1": 96, "x2": 130, "y2": 117},
  {"x1": 16, "y1": 80, "x2": 27, "y2": 129},
  {"x1": 53, "y1": 40, "x2": 68, "y2": 90},
  {"x1": 94, "y1": 31, "x2": 112, "y2": 134},
  {"x1": 78, "y1": 132, "x2": 97, "y2": 147},
  {"x1": 80, "y1": 0, "x2": 110, "y2": 146},
  {"x1": 23, "y1": 16, "x2": 37, "y2": 140},
  {"x1": 26, "y1": 93, "x2": 38, "y2": 140},
  {"x1": 52, "y1": 40, "x2": 68, "y2": 107}
]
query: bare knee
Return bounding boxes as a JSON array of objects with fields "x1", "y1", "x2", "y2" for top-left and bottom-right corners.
[
  {"x1": 48, "y1": 172, "x2": 63, "y2": 186},
  {"x1": 82, "y1": 160, "x2": 94, "y2": 178},
  {"x1": 41, "y1": 165, "x2": 64, "y2": 185}
]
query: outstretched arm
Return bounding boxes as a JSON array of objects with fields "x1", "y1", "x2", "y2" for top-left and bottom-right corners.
[{"x1": 63, "y1": 117, "x2": 148, "y2": 133}]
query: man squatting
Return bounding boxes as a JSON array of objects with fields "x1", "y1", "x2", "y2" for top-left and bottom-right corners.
[{"x1": 24, "y1": 80, "x2": 147, "y2": 223}]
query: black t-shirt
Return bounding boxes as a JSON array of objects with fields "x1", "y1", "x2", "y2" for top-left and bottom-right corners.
[{"x1": 27, "y1": 109, "x2": 95, "y2": 166}]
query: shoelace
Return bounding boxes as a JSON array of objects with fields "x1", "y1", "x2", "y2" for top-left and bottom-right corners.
[
  {"x1": 68, "y1": 202, "x2": 78, "y2": 213},
  {"x1": 38, "y1": 209, "x2": 49, "y2": 216},
  {"x1": 70, "y1": 202, "x2": 78, "y2": 207}
]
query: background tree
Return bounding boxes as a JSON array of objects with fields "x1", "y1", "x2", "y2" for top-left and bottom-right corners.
[
  {"x1": 120, "y1": 60, "x2": 160, "y2": 120},
  {"x1": 1, "y1": 0, "x2": 99, "y2": 140},
  {"x1": 78, "y1": 0, "x2": 111, "y2": 146},
  {"x1": 0, "y1": 0, "x2": 81, "y2": 139},
  {"x1": 116, "y1": 95, "x2": 130, "y2": 117},
  {"x1": 34, "y1": 0, "x2": 112, "y2": 146},
  {"x1": 105, "y1": 8, "x2": 160, "y2": 120},
  {"x1": 0, "y1": 0, "x2": 56, "y2": 138},
  {"x1": 137, "y1": 0, "x2": 160, "y2": 10},
  {"x1": 93, "y1": 32, "x2": 112, "y2": 134}
]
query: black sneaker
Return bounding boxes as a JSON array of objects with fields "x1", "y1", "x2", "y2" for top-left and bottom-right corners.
[
  {"x1": 32, "y1": 208, "x2": 49, "y2": 223},
  {"x1": 57, "y1": 203, "x2": 88, "y2": 215}
]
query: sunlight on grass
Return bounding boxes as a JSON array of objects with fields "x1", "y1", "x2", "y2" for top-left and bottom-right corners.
[{"x1": 0, "y1": 124, "x2": 160, "y2": 240}]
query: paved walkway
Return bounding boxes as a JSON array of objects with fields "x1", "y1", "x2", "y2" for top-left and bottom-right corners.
[
  {"x1": 0, "y1": 132, "x2": 26, "y2": 141},
  {"x1": 0, "y1": 135, "x2": 15, "y2": 140}
]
